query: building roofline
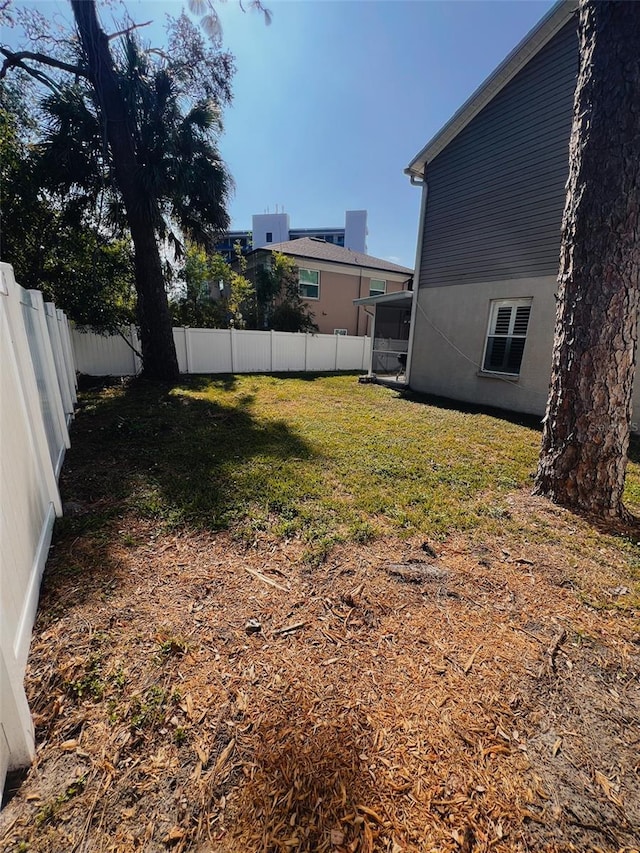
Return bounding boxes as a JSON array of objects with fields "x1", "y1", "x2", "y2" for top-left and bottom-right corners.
[
  {"x1": 405, "y1": 0, "x2": 578, "y2": 177},
  {"x1": 246, "y1": 240, "x2": 413, "y2": 276}
]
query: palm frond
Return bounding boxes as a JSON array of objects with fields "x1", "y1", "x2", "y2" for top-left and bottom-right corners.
[
  {"x1": 201, "y1": 12, "x2": 222, "y2": 42},
  {"x1": 187, "y1": 0, "x2": 207, "y2": 14}
]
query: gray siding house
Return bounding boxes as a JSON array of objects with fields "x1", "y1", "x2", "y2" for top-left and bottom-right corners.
[{"x1": 404, "y1": 0, "x2": 640, "y2": 425}]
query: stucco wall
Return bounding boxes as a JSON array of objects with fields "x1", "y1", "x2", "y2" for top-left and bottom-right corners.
[
  {"x1": 298, "y1": 265, "x2": 408, "y2": 336},
  {"x1": 410, "y1": 276, "x2": 556, "y2": 417},
  {"x1": 409, "y1": 276, "x2": 640, "y2": 427}
]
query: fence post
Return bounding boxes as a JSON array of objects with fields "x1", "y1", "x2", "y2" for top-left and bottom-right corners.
[
  {"x1": 270, "y1": 329, "x2": 274, "y2": 373},
  {"x1": 230, "y1": 327, "x2": 236, "y2": 373},
  {"x1": 334, "y1": 333, "x2": 339, "y2": 371},
  {"x1": 304, "y1": 333, "x2": 309, "y2": 372},
  {"x1": 184, "y1": 327, "x2": 192, "y2": 374}
]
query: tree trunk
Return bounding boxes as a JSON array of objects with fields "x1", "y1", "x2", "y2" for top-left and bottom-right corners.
[
  {"x1": 534, "y1": 0, "x2": 640, "y2": 518},
  {"x1": 70, "y1": 0, "x2": 179, "y2": 381}
]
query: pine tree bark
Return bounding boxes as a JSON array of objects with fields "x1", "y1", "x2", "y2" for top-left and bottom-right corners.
[
  {"x1": 534, "y1": 0, "x2": 640, "y2": 519},
  {"x1": 70, "y1": 0, "x2": 179, "y2": 381}
]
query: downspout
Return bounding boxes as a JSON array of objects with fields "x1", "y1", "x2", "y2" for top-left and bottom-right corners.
[
  {"x1": 367, "y1": 304, "x2": 377, "y2": 378},
  {"x1": 404, "y1": 171, "x2": 428, "y2": 387}
]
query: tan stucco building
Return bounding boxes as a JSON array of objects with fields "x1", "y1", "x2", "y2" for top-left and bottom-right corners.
[{"x1": 244, "y1": 237, "x2": 413, "y2": 337}]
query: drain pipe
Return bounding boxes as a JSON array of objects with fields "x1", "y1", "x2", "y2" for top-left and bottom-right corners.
[{"x1": 405, "y1": 171, "x2": 428, "y2": 387}]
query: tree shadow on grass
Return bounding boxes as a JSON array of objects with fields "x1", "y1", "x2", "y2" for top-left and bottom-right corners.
[
  {"x1": 47, "y1": 376, "x2": 316, "y2": 600},
  {"x1": 399, "y1": 387, "x2": 545, "y2": 432},
  {"x1": 275, "y1": 370, "x2": 364, "y2": 381}
]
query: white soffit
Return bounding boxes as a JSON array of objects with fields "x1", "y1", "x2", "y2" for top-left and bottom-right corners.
[{"x1": 405, "y1": 0, "x2": 578, "y2": 177}]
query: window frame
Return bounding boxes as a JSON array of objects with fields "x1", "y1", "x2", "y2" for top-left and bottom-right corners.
[
  {"x1": 299, "y1": 268, "x2": 320, "y2": 300},
  {"x1": 369, "y1": 278, "x2": 386, "y2": 297},
  {"x1": 481, "y1": 298, "x2": 532, "y2": 377}
]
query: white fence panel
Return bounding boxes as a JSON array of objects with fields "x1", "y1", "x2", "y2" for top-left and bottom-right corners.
[
  {"x1": 272, "y1": 331, "x2": 306, "y2": 371},
  {"x1": 20, "y1": 290, "x2": 69, "y2": 476},
  {"x1": 72, "y1": 326, "x2": 139, "y2": 376},
  {"x1": 44, "y1": 300, "x2": 74, "y2": 420},
  {"x1": 306, "y1": 334, "x2": 339, "y2": 371},
  {"x1": 57, "y1": 309, "x2": 78, "y2": 409},
  {"x1": 336, "y1": 335, "x2": 367, "y2": 371},
  {"x1": 188, "y1": 328, "x2": 233, "y2": 373},
  {"x1": 233, "y1": 329, "x2": 270, "y2": 373},
  {"x1": 71, "y1": 326, "x2": 371, "y2": 376},
  {"x1": 0, "y1": 262, "x2": 74, "y2": 798}
]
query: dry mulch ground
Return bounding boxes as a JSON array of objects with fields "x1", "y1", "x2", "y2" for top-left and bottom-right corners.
[{"x1": 1, "y1": 494, "x2": 639, "y2": 852}]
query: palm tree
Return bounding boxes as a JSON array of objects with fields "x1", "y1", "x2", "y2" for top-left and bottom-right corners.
[{"x1": 36, "y1": 30, "x2": 232, "y2": 341}]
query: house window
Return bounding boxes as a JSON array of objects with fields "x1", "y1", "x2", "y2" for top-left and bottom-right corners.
[
  {"x1": 299, "y1": 268, "x2": 320, "y2": 299},
  {"x1": 334, "y1": 328, "x2": 348, "y2": 336},
  {"x1": 266, "y1": 232, "x2": 273, "y2": 243},
  {"x1": 482, "y1": 298, "x2": 532, "y2": 375},
  {"x1": 370, "y1": 279, "x2": 386, "y2": 296}
]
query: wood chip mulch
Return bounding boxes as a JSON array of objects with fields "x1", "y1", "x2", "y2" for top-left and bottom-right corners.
[{"x1": 1, "y1": 494, "x2": 639, "y2": 852}]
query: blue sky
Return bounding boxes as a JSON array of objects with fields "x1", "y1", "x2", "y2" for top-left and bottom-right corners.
[{"x1": 10, "y1": 0, "x2": 556, "y2": 266}]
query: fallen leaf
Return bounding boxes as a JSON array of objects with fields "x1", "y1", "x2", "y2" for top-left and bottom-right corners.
[
  {"x1": 165, "y1": 825, "x2": 186, "y2": 842},
  {"x1": 355, "y1": 804, "x2": 383, "y2": 823},
  {"x1": 331, "y1": 827, "x2": 345, "y2": 846},
  {"x1": 214, "y1": 738, "x2": 235, "y2": 773},
  {"x1": 595, "y1": 770, "x2": 623, "y2": 807},
  {"x1": 464, "y1": 645, "x2": 482, "y2": 674},
  {"x1": 195, "y1": 741, "x2": 209, "y2": 765}
]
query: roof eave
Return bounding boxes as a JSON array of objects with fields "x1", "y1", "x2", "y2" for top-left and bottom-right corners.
[
  {"x1": 354, "y1": 291, "x2": 414, "y2": 307},
  {"x1": 405, "y1": 0, "x2": 578, "y2": 177}
]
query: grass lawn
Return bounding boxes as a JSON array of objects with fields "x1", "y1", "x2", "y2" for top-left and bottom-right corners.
[
  {"x1": 2, "y1": 374, "x2": 639, "y2": 853},
  {"x1": 57, "y1": 373, "x2": 640, "y2": 573}
]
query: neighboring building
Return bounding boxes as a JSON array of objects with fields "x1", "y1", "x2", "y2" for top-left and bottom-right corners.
[
  {"x1": 243, "y1": 237, "x2": 413, "y2": 337},
  {"x1": 401, "y1": 0, "x2": 640, "y2": 422},
  {"x1": 216, "y1": 210, "x2": 368, "y2": 262}
]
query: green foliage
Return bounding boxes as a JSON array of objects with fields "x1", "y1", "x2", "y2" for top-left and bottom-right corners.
[
  {"x1": 169, "y1": 241, "x2": 254, "y2": 329},
  {"x1": 255, "y1": 252, "x2": 318, "y2": 333},
  {"x1": 1, "y1": 7, "x2": 239, "y2": 338},
  {"x1": 34, "y1": 777, "x2": 86, "y2": 827},
  {"x1": 170, "y1": 242, "x2": 227, "y2": 328},
  {"x1": 0, "y1": 90, "x2": 135, "y2": 332},
  {"x1": 129, "y1": 685, "x2": 172, "y2": 730},
  {"x1": 29, "y1": 28, "x2": 232, "y2": 256},
  {"x1": 225, "y1": 240, "x2": 256, "y2": 327}
]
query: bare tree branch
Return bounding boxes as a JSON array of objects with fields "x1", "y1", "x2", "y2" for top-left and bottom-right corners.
[
  {"x1": 0, "y1": 53, "x2": 61, "y2": 91},
  {"x1": 107, "y1": 20, "x2": 152, "y2": 41},
  {"x1": 0, "y1": 47, "x2": 88, "y2": 80},
  {"x1": 147, "y1": 47, "x2": 171, "y2": 62},
  {"x1": 117, "y1": 328, "x2": 143, "y2": 362}
]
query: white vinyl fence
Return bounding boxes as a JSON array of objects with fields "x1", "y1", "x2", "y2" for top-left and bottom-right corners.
[
  {"x1": 0, "y1": 263, "x2": 77, "y2": 797},
  {"x1": 72, "y1": 325, "x2": 372, "y2": 376}
]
